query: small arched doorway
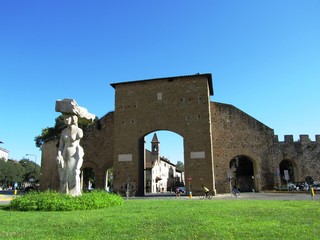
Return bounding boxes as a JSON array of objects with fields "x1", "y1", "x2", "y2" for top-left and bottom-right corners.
[
  {"x1": 105, "y1": 168, "x2": 113, "y2": 192},
  {"x1": 279, "y1": 160, "x2": 296, "y2": 184},
  {"x1": 81, "y1": 167, "x2": 95, "y2": 191},
  {"x1": 229, "y1": 155, "x2": 255, "y2": 192}
]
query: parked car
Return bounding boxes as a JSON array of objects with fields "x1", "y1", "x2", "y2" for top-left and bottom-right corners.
[
  {"x1": 312, "y1": 183, "x2": 320, "y2": 191},
  {"x1": 294, "y1": 182, "x2": 309, "y2": 191},
  {"x1": 287, "y1": 183, "x2": 297, "y2": 191},
  {"x1": 24, "y1": 184, "x2": 39, "y2": 193}
]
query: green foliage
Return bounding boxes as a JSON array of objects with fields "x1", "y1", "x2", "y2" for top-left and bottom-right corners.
[
  {"x1": 7, "y1": 190, "x2": 124, "y2": 211},
  {"x1": 0, "y1": 159, "x2": 24, "y2": 187},
  {"x1": 0, "y1": 159, "x2": 41, "y2": 188},
  {"x1": 34, "y1": 114, "x2": 97, "y2": 149},
  {"x1": 19, "y1": 159, "x2": 41, "y2": 183},
  {"x1": 175, "y1": 160, "x2": 184, "y2": 171},
  {"x1": 34, "y1": 115, "x2": 65, "y2": 149}
]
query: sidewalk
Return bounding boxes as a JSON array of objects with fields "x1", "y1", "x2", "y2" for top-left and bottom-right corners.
[
  {"x1": 0, "y1": 194, "x2": 15, "y2": 204},
  {"x1": 0, "y1": 190, "x2": 18, "y2": 205}
]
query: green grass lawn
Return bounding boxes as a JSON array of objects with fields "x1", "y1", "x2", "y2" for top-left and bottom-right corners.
[{"x1": 1, "y1": 199, "x2": 320, "y2": 240}]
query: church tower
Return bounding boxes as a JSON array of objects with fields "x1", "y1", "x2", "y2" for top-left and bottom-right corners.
[{"x1": 151, "y1": 133, "x2": 160, "y2": 161}]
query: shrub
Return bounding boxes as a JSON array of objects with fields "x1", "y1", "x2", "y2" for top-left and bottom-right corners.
[{"x1": 7, "y1": 190, "x2": 124, "y2": 211}]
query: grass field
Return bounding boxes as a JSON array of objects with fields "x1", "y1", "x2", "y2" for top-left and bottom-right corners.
[{"x1": 1, "y1": 198, "x2": 320, "y2": 239}]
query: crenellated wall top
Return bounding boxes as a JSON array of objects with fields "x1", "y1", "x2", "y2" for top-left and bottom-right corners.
[{"x1": 274, "y1": 134, "x2": 320, "y2": 143}]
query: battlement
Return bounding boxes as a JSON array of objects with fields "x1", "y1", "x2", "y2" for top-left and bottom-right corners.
[{"x1": 274, "y1": 134, "x2": 320, "y2": 143}]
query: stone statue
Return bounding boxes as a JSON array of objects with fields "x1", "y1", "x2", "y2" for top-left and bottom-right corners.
[{"x1": 55, "y1": 99, "x2": 95, "y2": 196}]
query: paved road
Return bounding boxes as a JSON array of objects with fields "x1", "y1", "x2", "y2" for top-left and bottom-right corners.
[
  {"x1": 213, "y1": 191, "x2": 315, "y2": 201},
  {"x1": 0, "y1": 190, "x2": 17, "y2": 205},
  {"x1": 135, "y1": 191, "x2": 317, "y2": 201},
  {"x1": 1, "y1": 191, "x2": 317, "y2": 205}
]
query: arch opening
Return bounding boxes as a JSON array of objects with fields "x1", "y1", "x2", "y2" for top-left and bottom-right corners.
[
  {"x1": 229, "y1": 155, "x2": 255, "y2": 192},
  {"x1": 142, "y1": 130, "x2": 185, "y2": 195},
  {"x1": 105, "y1": 168, "x2": 113, "y2": 192},
  {"x1": 279, "y1": 160, "x2": 296, "y2": 184},
  {"x1": 81, "y1": 167, "x2": 95, "y2": 192}
]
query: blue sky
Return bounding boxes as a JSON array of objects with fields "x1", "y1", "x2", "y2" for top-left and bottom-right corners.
[{"x1": 0, "y1": 1, "x2": 319, "y2": 164}]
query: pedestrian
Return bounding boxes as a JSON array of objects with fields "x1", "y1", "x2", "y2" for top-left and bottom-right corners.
[{"x1": 175, "y1": 187, "x2": 181, "y2": 198}]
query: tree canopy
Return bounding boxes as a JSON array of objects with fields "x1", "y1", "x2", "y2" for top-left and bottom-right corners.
[
  {"x1": 34, "y1": 114, "x2": 96, "y2": 150},
  {"x1": 176, "y1": 161, "x2": 184, "y2": 171},
  {"x1": 0, "y1": 158, "x2": 41, "y2": 189},
  {"x1": 34, "y1": 115, "x2": 65, "y2": 149}
]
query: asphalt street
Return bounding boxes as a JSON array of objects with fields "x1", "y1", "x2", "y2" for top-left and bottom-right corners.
[
  {"x1": 0, "y1": 190, "x2": 18, "y2": 205},
  {"x1": 0, "y1": 191, "x2": 317, "y2": 205},
  {"x1": 140, "y1": 191, "x2": 316, "y2": 201}
]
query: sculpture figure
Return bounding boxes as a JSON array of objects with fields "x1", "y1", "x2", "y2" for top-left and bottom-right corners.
[{"x1": 55, "y1": 99, "x2": 95, "y2": 196}]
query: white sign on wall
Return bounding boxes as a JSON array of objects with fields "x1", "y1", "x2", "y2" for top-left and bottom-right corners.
[
  {"x1": 118, "y1": 154, "x2": 133, "y2": 162},
  {"x1": 284, "y1": 170, "x2": 289, "y2": 180},
  {"x1": 190, "y1": 151, "x2": 205, "y2": 159}
]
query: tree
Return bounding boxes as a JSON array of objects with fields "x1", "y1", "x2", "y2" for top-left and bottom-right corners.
[
  {"x1": 175, "y1": 161, "x2": 184, "y2": 171},
  {"x1": 34, "y1": 115, "x2": 65, "y2": 149},
  {"x1": 34, "y1": 114, "x2": 96, "y2": 150},
  {"x1": 0, "y1": 159, "x2": 24, "y2": 188},
  {"x1": 19, "y1": 159, "x2": 41, "y2": 183},
  {"x1": 0, "y1": 159, "x2": 41, "y2": 189}
]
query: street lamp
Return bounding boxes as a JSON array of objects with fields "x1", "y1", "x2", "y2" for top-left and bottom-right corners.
[{"x1": 26, "y1": 154, "x2": 37, "y2": 164}]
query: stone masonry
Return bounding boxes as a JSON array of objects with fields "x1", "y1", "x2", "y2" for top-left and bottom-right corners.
[{"x1": 40, "y1": 73, "x2": 320, "y2": 195}]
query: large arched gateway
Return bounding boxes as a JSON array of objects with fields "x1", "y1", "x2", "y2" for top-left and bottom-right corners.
[{"x1": 111, "y1": 74, "x2": 216, "y2": 196}]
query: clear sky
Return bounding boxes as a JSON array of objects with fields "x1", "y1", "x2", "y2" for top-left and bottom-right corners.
[{"x1": 0, "y1": 1, "x2": 319, "y2": 165}]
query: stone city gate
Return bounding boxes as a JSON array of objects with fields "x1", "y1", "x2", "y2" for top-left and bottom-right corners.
[
  {"x1": 40, "y1": 73, "x2": 320, "y2": 195},
  {"x1": 111, "y1": 74, "x2": 216, "y2": 196}
]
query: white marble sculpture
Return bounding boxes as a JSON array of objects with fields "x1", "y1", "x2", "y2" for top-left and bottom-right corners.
[{"x1": 55, "y1": 99, "x2": 95, "y2": 196}]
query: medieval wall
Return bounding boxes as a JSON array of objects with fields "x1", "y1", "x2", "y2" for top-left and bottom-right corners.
[
  {"x1": 210, "y1": 102, "x2": 275, "y2": 193},
  {"x1": 273, "y1": 135, "x2": 320, "y2": 184},
  {"x1": 40, "y1": 140, "x2": 60, "y2": 191},
  {"x1": 80, "y1": 112, "x2": 114, "y2": 189},
  {"x1": 40, "y1": 112, "x2": 114, "y2": 191}
]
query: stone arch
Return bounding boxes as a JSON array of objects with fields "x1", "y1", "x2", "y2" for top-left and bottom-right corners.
[
  {"x1": 229, "y1": 155, "x2": 260, "y2": 192},
  {"x1": 229, "y1": 151, "x2": 262, "y2": 192},
  {"x1": 81, "y1": 161, "x2": 98, "y2": 191},
  {"x1": 105, "y1": 167, "x2": 113, "y2": 192},
  {"x1": 112, "y1": 74, "x2": 215, "y2": 196},
  {"x1": 142, "y1": 129, "x2": 184, "y2": 194},
  {"x1": 279, "y1": 159, "x2": 298, "y2": 184}
]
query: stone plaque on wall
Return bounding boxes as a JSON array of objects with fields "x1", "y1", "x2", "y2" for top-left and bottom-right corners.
[
  {"x1": 118, "y1": 154, "x2": 133, "y2": 162},
  {"x1": 190, "y1": 151, "x2": 205, "y2": 159}
]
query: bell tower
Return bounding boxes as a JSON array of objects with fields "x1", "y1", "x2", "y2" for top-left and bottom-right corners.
[{"x1": 151, "y1": 133, "x2": 160, "y2": 160}]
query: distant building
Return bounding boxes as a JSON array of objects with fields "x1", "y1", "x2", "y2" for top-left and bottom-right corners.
[
  {"x1": 0, "y1": 146, "x2": 9, "y2": 161},
  {"x1": 145, "y1": 133, "x2": 185, "y2": 193}
]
